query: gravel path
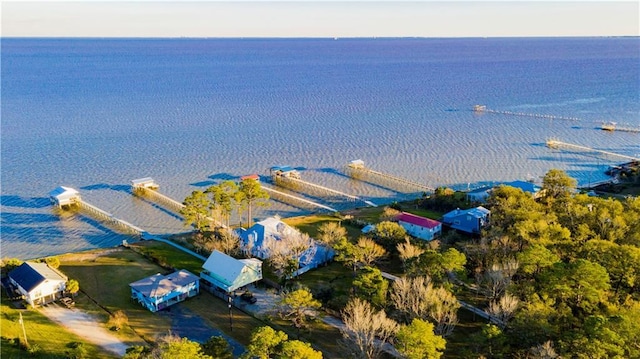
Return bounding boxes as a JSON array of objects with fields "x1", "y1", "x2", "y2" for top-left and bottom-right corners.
[{"x1": 39, "y1": 304, "x2": 129, "y2": 357}]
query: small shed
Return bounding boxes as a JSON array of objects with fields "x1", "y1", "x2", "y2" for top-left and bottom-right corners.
[
  {"x1": 49, "y1": 186, "x2": 81, "y2": 208},
  {"x1": 8, "y1": 262, "x2": 68, "y2": 306},
  {"x1": 200, "y1": 250, "x2": 262, "y2": 294},
  {"x1": 130, "y1": 269, "x2": 200, "y2": 312},
  {"x1": 131, "y1": 177, "x2": 159, "y2": 190}
]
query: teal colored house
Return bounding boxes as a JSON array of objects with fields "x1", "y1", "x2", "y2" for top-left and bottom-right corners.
[
  {"x1": 130, "y1": 269, "x2": 199, "y2": 312},
  {"x1": 200, "y1": 250, "x2": 263, "y2": 294},
  {"x1": 442, "y1": 206, "x2": 491, "y2": 234}
]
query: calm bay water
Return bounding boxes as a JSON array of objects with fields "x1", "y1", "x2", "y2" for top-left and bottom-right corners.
[{"x1": 2, "y1": 37, "x2": 639, "y2": 260}]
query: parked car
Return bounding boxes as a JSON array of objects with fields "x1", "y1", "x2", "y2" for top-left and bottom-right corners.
[{"x1": 240, "y1": 291, "x2": 257, "y2": 304}]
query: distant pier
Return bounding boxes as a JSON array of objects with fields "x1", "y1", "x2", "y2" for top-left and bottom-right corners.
[
  {"x1": 600, "y1": 122, "x2": 640, "y2": 133},
  {"x1": 474, "y1": 105, "x2": 580, "y2": 121},
  {"x1": 344, "y1": 159, "x2": 434, "y2": 194},
  {"x1": 546, "y1": 139, "x2": 640, "y2": 162},
  {"x1": 270, "y1": 166, "x2": 377, "y2": 207},
  {"x1": 261, "y1": 184, "x2": 338, "y2": 213}
]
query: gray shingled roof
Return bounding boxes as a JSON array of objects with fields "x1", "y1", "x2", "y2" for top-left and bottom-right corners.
[{"x1": 129, "y1": 269, "x2": 199, "y2": 298}]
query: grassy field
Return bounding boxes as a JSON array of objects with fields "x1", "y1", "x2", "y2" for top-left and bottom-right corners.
[
  {"x1": 59, "y1": 241, "x2": 349, "y2": 357},
  {"x1": 1, "y1": 295, "x2": 115, "y2": 359},
  {"x1": 59, "y1": 247, "x2": 172, "y2": 344}
]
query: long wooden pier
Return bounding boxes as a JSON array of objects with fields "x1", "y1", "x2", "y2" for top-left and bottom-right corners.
[
  {"x1": 271, "y1": 171, "x2": 377, "y2": 207},
  {"x1": 77, "y1": 201, "x2": 146, "y2": 236},
  {"x1": 133, "y1": 186, "x2": 186, "y2": 215},
  {"x1": 131, "y1": 178, "x2": 224, "y2": 228},
  {"x1": 344, "y1": 160, "x2": 434, "y2": 194},
  {"x1": 546, "y1": 139, "x2": 640, "y2": 162},
  {"x1": 261, "y1": 184, "x2": 338, "y2": 213},
  {"x1": 474, "y1": 105, "x2": 580, "y2": 121}
]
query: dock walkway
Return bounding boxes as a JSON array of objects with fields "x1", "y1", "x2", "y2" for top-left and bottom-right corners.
[
  {"x1": 272, "y1": 172, "x2": 377, "y2": 208},
  {"x1": 261, "y1": 184, "x2": 338, "y2": 213},
  {"x1": 345, "y1": 160, "x2": 434, "y2": 194},
  {"x1": 546, "y1": 139, "x2": 639, "y2": 162},
  {"x1": 131, "y1": 179, "x2": 224, "y2": 228}
]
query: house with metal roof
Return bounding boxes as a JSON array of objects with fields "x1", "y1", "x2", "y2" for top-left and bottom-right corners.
[
  {"x1": 8, "y1": 262, "x2": 68, "y2": 306},
  {"x1": 200, "y1": 250, "x2": 263, "y2": 294},
  {"x1": 503, "y1": 181, "x2": 543, "y2": 198},
  {"x1": 236, "y1": 217, "x2": 334, "y2": 274},
  {"x1": 442, "y1": 206, "x2": 491, "y2": 235},
  {"x1": 49, "y1": 186, "x2": 81, "y2": 208},
  {"x1": 466, "y1": 186, "x2": 493, "y2": 203},
  {"x1": 395, "y1": 212, "x2": 442, "y2": 241},
  {"x1": 130, "y1": 269, "x2": 199, "y2": 312},
  {"x1": 131, "y1": 177, "x2": 159, "y2": 190}
]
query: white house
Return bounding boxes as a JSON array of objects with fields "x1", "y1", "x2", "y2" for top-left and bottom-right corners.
[
  {"x1": 396, "y1": 212, "x2": 442, "y2": 241},
  {"x1": 130, "y1": 269, "x2": 200, "y2": 312},
  {"x1": 8, "y1": 262, "x2": 68, "y2": 306},
  {"x1": 200, "y1": 250, "x2": 263, "y2": 294}
]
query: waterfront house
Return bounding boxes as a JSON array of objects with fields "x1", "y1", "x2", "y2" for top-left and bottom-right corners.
[
  {"x1": 503, "y1": 180, "x2": 543, "y2": 198},
  {"x1": 237, "y1": 216, "x2": 334, "y2": 274},
  {"x1": 8, "y1": 262, "x2": 68, "y2": 307},
  {"x1": 466, "y1": 186, "x2": 492, "y2": 203},
  {"x1": 466, "y1": 181, "x2": 542, "y2": 203},
  {"x1": 395, "y1": 212, "x2": 442, "y2": 241},
  {"x1": 49, "y1": 186, "x2": 81, "y2": 208},
  {"x1": 200, "y1": 250, "x2": 263, "y2": 294},
  {"x1": 130, "y1": 269, "x2": 199, "y2": 312},
  {"x1": 442, "y1": 206, "x2": 491, "y2": 234}
]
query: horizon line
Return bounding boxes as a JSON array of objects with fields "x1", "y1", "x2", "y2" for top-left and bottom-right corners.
[{"x1": 3, "y1": 35, "x2": 639, "y2": 40}]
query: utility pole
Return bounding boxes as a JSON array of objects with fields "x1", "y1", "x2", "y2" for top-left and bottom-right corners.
[
  {"x1": 19, "y1": 312, "x2": 29, "y2": 347},
  {"x1": 228, "y1": 294, "x2": 233, "y2": 331}
]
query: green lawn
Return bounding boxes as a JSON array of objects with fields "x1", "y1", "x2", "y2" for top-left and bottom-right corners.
[
  {"x1": 1, "y1": 296, "x2": 115, "y2": 359},
  {"x1": 60, "y1": 241, "x2": 348, "y2": 357},
  {"x1": 60, "y1": 248, "x2": 172, "y2": 344}
]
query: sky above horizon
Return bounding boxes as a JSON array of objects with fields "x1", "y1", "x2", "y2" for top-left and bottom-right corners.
[{"x1": 2, "y1": 1, "x2": 639, "y2": 38}]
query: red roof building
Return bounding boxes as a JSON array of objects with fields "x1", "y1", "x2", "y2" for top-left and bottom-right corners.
[
  {"x1": 240, "y1": 174, "x2": 260, "y2": 181},
  {"x1": 395, "y1": 212, "x2": 442, "y2": 241}
]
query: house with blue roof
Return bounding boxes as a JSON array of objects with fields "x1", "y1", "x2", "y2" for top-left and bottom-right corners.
[
  {"x1": 236, "y1": 216, "x2": 334, "y2": 276},
  {"x1": 465, "y1": 181, "x2": 543, "y2": 203},
  {"x1": 130, "y1": 269, "x2": 200, "y2": 312},
  {"x1": 200, "y1": 250, "x2": 263, "y2": 294},
  {"x1": 8, "y1": 262, "x2": 68, "y2": 306},
  {"x1": 503, "y1": 181, "x2": 543, "y2": 198},
  {"x1": 442, "y1": 206, "x2": 491, "y2": 234}
]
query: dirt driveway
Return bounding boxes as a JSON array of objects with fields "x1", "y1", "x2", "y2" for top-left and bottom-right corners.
[{"x1": 39, "y1": 303, "x2": 129, "y2": 357}]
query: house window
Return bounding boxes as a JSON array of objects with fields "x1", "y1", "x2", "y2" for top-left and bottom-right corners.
[{"x1": 453, "y1": 220, "x2": 460, "y2": 225}]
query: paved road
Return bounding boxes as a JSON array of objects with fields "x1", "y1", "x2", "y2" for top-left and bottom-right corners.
[{"x1": 159, "y1": 305, "x2": 245, "y2": 357}]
